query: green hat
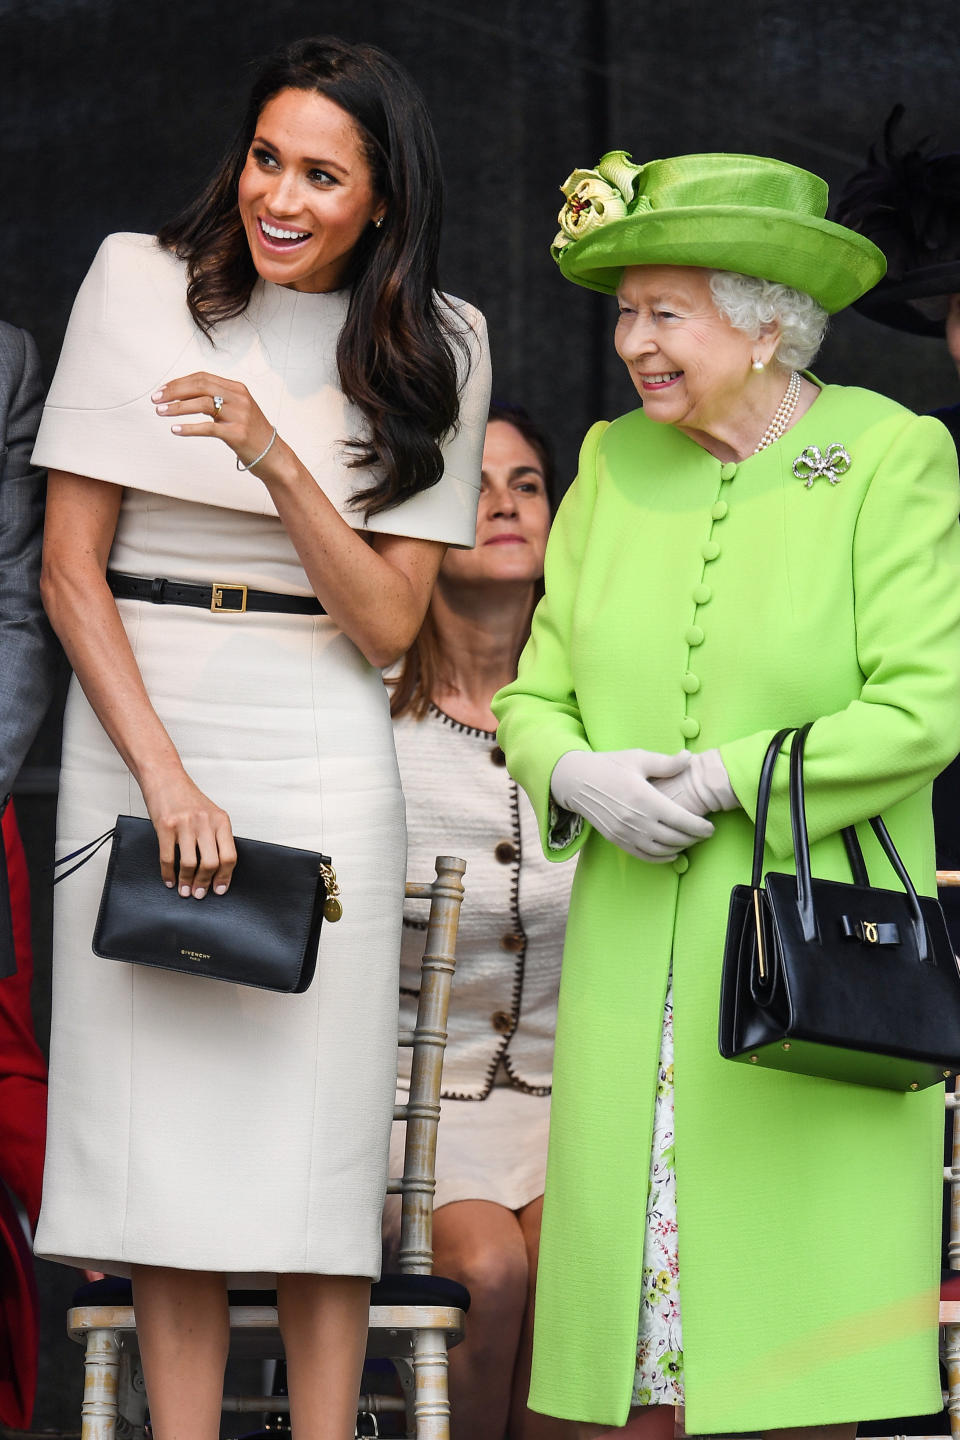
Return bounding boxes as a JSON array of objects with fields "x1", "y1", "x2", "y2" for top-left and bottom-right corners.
[{"x1": 552, "y1": 151, "x2": 886, "y2": 313}]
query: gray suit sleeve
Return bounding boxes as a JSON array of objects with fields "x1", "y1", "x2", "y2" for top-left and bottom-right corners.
[{"x1": 0, "y1": 323, "x2": 58, "y2": 798}]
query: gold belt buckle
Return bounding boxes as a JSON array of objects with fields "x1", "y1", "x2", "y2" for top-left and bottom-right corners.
[{"x1": 210, "y1": 583, "x2": 248, "y2": 614}]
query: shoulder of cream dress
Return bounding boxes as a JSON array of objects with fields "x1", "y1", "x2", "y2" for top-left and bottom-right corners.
[{"x1": 33, "y1": 231, "x2": 490, "y2": 542}]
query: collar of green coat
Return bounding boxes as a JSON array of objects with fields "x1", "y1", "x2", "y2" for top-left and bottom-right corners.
[{"x1": 599, "y1": 378, "x2": 917, "y2": 477}]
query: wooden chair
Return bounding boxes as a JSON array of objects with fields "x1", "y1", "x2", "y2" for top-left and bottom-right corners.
[{"x1": 66, "y1": 854, "x2": 469, "y2": 1440}]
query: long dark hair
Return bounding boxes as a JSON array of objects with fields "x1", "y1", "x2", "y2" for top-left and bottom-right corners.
[
  {"x1": 389, "y1": 403, "x2": 556, "y2": 720},
  {"x1": 157, "y1": 35, "x2": 467, "y2": 519}
]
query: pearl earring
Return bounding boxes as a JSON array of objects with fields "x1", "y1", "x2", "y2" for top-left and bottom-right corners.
[
  {"x1": 751, "y1": 359, "x2": 765, "y2": 373},
  {"x1": 374, "y1": 216, "x2": 384, "y2": 229}
]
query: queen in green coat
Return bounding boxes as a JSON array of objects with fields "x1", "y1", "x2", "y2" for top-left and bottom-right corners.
[{"x1": 492, "y1": 150, "x2": 960, "y2": 1439}]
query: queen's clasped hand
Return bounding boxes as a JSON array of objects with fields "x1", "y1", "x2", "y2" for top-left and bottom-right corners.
[
  {"x1": 550, "y1": 747, "x2": 715, "y2": 861},
  {"x1": 653, "y1": 747, "x2": 739, "y2": 817}
]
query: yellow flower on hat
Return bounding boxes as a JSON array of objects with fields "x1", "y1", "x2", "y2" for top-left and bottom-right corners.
[{"x1": 552, "y1": 150, "x2": 649, "y2": 259}]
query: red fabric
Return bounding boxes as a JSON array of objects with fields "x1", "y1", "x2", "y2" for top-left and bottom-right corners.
[
  {"x1": 0, "y1": 801, "x2": 47, "y2": 1428},
  {"x1": 0, "y1": 804, "x2": 46, "y2": 1225},
  {"x1": 0, "y1": 1181, "x2": 38, "y2": 1429}
]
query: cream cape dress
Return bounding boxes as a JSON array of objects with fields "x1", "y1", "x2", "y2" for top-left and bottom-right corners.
[{"x1": 31, "y1": 232, "x2": 490, "y2": 1279}]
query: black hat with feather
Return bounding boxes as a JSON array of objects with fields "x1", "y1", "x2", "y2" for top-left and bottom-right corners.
[{"x1": 833, "y1": 105, "x2": 960, "y2": 337}]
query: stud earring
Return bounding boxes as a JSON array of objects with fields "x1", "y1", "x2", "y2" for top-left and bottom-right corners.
[{"x1": 751, "y1": 359, "x2": 765, "y2": 373}]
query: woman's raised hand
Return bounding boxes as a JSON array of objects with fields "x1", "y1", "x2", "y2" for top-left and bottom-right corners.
[
  {"x1": 140, "y1": 766, "x2": 238, "y2": 898},
  {"x1": 550, "y1": 748, "x2": 714, "y2": 861},
  {"x1": 153, "y1": 373, "x2": 282, "y2": 475}
]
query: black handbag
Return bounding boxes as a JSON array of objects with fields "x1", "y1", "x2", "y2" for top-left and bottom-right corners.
[
  {"x1": 55, "y1": 814, "x2": 342, "y2": 994},
  {"x1": 718, "y1": 724, "x2": 960, "y2": 1090}
]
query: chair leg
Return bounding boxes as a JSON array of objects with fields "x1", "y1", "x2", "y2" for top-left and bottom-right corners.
[
  {"x1": 392, "y1": 1357, "x2": 416, "y2": 1437},
  {"x1": 116, "y1": 1355, "x2": 148, "y2": 1440},
  {"x1": 946, "y1": 1324, "x2": 960, "y2": 1440},
  {"x1": 81, "y1": 1328, "x2": 121, "y2": 1440},
  {"x1": 411, "y1": 1329, "x2": 451, "y2": 1440}
]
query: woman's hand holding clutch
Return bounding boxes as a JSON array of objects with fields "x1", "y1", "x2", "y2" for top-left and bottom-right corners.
[
  {"x1": 550, "y1": 749, "x2": 715, "y2": 862},
  {"x1": 140, "y1": 765, "x2": 238, "y2": 900}
]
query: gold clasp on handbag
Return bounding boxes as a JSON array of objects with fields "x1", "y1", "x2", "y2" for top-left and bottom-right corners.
[
  {"x1": 320, "y1": 862, "x2": 343, "y2": 923},
  {"x1": 211, "y1": 583, "x2": 248, "y2": 614},
  {"x1": 863, "y1": 921, "x2": 879, "y2": 944}
]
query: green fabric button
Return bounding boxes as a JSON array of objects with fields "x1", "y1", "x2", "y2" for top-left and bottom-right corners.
[
  {"x1": 692, "y1": 583, "x2": 712, "y2": 604},
  {"x1": 679, "y1": 715, "x2": 701, "y2": 739},
  {"x1": 711, "y1": 501, "x2": 729, "y2": 520},
  {"x1": 682, "y1": 672, "x2": 701, "y2": 694},
  {"x1": 672, "y1": 854, "x2": 690, "y2": 874},
  {"x1": 685, "y1": 625, "x2": 705, "y2": 646},
  {"x1": 701, "y1": 540, "x2": 720, "y2": 561},
  {"x1": 720, "y1": 462, "x2": 738, "y2": 482}
]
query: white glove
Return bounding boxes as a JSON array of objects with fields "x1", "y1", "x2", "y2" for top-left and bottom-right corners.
[
  {"x1": 550, "y1": 748, "x2": 715, "y2": 862},
  {"x1": 653, "y1": 748, "x2": 739, "y2": 817}
]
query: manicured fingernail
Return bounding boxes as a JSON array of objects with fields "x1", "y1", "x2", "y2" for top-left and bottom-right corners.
[
  {"x1": 151, "y1": 389, "x2": 164, "y2": 401},
  {"x1": 165, "y1": 880, "x2": 174, "y2": 888},
  {"x1": 171, "y1": 424, "x2": 182, "y2": 434},
  {"x1": 194, "y1": 887, "x2": 206, "y2": 899},
  {"x1": 156, "y1": 403, "x2": 168, "y2": 413},
  {"x1": 179, "y1": 884, "x2": 190, "y2": 897},
  {"x1": 214, "y1": 883, "x2": 227, "y2": 895}
]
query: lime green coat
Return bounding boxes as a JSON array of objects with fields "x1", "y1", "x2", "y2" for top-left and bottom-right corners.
[{"x1": 492, "y1": 385, "x2": 960, "y2": 1432}]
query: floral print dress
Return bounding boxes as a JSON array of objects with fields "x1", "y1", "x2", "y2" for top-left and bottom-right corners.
[{"x1": 632, "y1": 976, "x2": 684, "y2": 1407}]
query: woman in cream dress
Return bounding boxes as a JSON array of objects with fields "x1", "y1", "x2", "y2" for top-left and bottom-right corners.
[{"x1": 33, "y1": 37, "x2": 489, "y2": 1440}]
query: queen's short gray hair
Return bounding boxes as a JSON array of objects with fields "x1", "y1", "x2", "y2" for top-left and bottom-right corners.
[{"x1": 708, "y1": 271, "x2": 828, "y2": 370}]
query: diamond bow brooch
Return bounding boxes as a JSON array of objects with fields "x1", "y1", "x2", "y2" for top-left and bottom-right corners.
[{"x1": 792, "y1": 444, "x2": 851, "y2": 489}]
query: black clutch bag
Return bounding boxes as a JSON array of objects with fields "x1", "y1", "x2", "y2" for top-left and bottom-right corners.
[
  {"x1": 55, "y1": 814, "x2": 341, "y2": 994},
  {"x1": 719, "y1": 724, "x2": 960, "y2": 1091}
]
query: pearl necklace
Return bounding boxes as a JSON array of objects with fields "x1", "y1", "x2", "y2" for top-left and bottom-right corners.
[{"x1": 752, "y1": 370, "x2": 802, "y2": 455}]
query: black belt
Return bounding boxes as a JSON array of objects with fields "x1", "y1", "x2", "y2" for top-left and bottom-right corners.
[{"x1": 107, "y1": 571, "x2": 325, "y2": 616}]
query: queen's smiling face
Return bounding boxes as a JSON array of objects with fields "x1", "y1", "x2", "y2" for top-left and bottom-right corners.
[
  {"x1": 237, "y1": 87, "x2": 386, "y2": 293},
  {"x1": 614, "y1": 265, "x2": 763, "y2": 437}
]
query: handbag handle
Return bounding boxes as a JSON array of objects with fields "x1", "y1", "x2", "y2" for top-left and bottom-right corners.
[
  {"x1": 751, "y1": 728, "x2": 870, "y2": 886},
  {"x1": 750, "y1": 728, "x2": 798, "y2": 888},
  {"x1": 788, "y1": 723, "x2": 929, "y2": 958},
  {"x1": 788, "y1": 723, "x2": 817, "y2": 941},
  {"x1": 51, "y1": 827, "x2": 117, "y2": 884},
  {"x1": 840, "y1": 826, "x2": 869, "y2": 886}
]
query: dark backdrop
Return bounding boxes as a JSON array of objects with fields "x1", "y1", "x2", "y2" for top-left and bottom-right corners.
[{"x1": 1, "y1": 0, "x2": 957, "y2": 1426}]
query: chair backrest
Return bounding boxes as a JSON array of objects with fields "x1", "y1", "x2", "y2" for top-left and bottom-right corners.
[{"x1": 388, "y1": 855, "x2": 466, "y2": 1277}]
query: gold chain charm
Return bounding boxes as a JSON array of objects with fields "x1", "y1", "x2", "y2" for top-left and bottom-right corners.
[{"x1": 319, "y1": 862, "x2": 343, "y2": 923}]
